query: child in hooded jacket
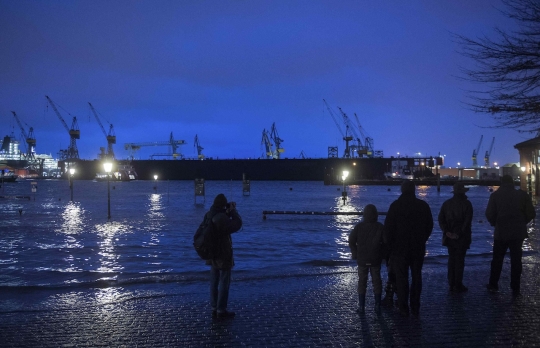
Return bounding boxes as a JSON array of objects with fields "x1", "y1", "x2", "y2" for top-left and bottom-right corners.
[{"x1": 348, "y1": 204, "x2": 387, "y2": 313}]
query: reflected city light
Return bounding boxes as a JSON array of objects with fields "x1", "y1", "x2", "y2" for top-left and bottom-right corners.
[
  {"x1": 95, "y1": 221, "x2": 130, "y2": 273},
  {"x1": 416, "y1": 185, "x2": 429, "y2": 198},
  {"x1": 57, "y1": 203, "x2": 85, "y2": 235}
]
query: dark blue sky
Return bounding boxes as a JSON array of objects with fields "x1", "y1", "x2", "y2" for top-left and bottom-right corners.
[{"x1": 0, "y1": 0, "x2": 526, "y2": 167}]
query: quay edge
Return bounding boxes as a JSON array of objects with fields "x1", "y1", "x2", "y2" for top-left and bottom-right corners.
[{"x1": 59, "y1": 157, "x2": 391, "y2": 182}]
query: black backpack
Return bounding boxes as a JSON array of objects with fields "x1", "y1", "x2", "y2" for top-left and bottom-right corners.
[{"x1": 193, "y1": 214, "x2": 216, "y2": 260}]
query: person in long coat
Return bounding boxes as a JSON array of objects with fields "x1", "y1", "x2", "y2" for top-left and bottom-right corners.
[
  {"x1": 485, "y1": 175, "x2": 535, "y2": 296},
  {"x1": 438, "y1": 182, "x2": 473, "y2": 293},
  {"x1": 384, "y1": 180, "x2": 433, "y2": 316}
]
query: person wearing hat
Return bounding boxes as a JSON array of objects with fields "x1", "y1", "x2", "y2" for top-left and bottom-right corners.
[
  {"x1": 204, "y1": 193, "x2": 242, "y2": 319},
  {"x1": 438, "y1": 182, "x2": 473, "y2": 293},
  {"x1": 384, "y1": 180, "x2": 433, "y2": 317},
  {"x1": 485, "y1": 175, "x2": 535, "y2": 296}
]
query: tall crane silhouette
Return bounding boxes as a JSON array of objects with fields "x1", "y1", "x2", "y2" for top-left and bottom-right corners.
[
  {"x1": 194, "y1": 134, "x2": 204, "y2": 159},
  {"x1": 269, "y1": 122, "x2": 285, "y2": 159},
  {"x1": 88, "y1": 102, "x2": 116, "y2": 160},
  {"x1": 45, "y1": 96, "x2": 80, "y2": 160},
  {"x1": 11, "y1": 111, "x2": 36, "y2": 160},
  {"x1": 472, "y1": 135, "x2": 483, "y2": 167},
  {"x1": 484, "y1": 137, "x2": 495, "y2": 167},
  {"x1": 323, "y1": 99, "x2": 353, "y2": 158},
  {"x1": 261, "y1": 129, "x2": 274, "y2": 159}
]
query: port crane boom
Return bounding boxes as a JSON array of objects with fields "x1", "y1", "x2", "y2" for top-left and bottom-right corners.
[
  {"x1": 323, "y1": 99, "x2": 352, "y2": 158},
  {"x1": 11, "y1": 111, "x2": 36, "y2": 160},
  {"x1": 45, "y1": 96, "x2": 80, "y2": 160},
  {"x1": 194, "y1": 134, "x2": 204, "y2": 159},
  {"x1": 88, "y1": 102, "x2": 116, "y2": 160},
  {"x1": 269, "y1": 122, "x2": 285, "y2": 159},
  {"x1": 484, "y1": 137, "x2": 495, "y2": 167},
  {"x1": 472, "y1": 135, "x2": 483, "y2": 167},
  {"x1": 353, "y1": 113, "x2": 376, "y2": 157},
  {"x1": 124, "y1": 132, "x2": 186, "y2": 160},
  {"x1": 261, "y1": 129, "x2": 274, "y2": 159}
]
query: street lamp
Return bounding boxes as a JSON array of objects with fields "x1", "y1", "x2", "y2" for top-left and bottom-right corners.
[
  {"x1": 154, "y1": 174, "x2": 158, "y2": 191},
  {"x1": 342, "y1": 170, "x2": 349, "y2": 204},
  {"x1": 104, "y1": 162, "x2": 112, "y2": 220},
  {"x1": 69, "y1": 167, "x2": 75, "y2": 201}
]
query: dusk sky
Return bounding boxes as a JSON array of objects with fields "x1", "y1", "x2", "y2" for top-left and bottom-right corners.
[{"x1": 0, "y1": 0, "x2": 529, "y2": 167}]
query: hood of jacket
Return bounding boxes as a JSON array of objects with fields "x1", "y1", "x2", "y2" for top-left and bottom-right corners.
[{"x1": 363, "y1": 204, "x2": 378, "y2": 223}]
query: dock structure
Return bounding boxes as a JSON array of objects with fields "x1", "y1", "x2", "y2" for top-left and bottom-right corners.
[{"x1": 262, "y1": 210, "x2": 387, "y2": 219}]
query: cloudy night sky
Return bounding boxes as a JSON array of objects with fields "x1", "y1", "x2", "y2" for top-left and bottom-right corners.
[{"x1": 0, "y1": 0, "x2": 528, "y2": 167}]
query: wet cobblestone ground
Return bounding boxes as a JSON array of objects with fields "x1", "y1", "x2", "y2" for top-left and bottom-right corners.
[{"x1": 1, "y1": 257, "x2": 540, "y2": 347}]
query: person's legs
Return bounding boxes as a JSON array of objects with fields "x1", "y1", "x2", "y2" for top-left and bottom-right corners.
[
  {"x1": 447, "y1": 245, "x2": 456, "y2": 289},
  {"x1": 217, "y1": 268, "x2": 231, "y2": 313},
  {"x1": 371, "y1": 265, "x2": 383, "y2": 295},
  {"x1": 357, "y1": 266, "x2": 368, "y2": 313},
  {"x1": 409, "y1": 255, "x2": 424, "y2": 315},
  {"x1": 454, "y1": 247, "x2": 467, "y2": 291},
  {"x1": 391, "y1": 255, "x2": 409, "y2": 315},
  {"x1": 488, "y1": 239, "x2": 508, "y2": 289},
  {"x1": 370, "y1": 265, "x2": 382, "y2": 312},
  {"x1": 210, "y1": 266, "x2": 220, "y2": 311},
  {"x1": 508, "y1": 238, "x2": 524, "y2": 293},
  {"x1": 357, "y1": 266, "x2": 369, "y2": 295},
  {"x1": 382, "y1": 262, "x2": 396, "y2": 306}
]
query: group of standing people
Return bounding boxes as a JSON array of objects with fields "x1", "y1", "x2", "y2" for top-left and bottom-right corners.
[
  {"x1": 200, "y1": 174, "x2": 535, "y2": 320},
  {"x1": 348, "y1": 175, "x2": 536, "y2": 317}
]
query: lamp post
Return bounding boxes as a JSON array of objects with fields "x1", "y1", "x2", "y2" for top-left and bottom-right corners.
[
  {"x1": 104, "y1": 162, "x2": 112, "y2": 220},
  {"x1": 342, "y1": 170, "x2": 349, "y2": 204},
  {"x1": 69, "y1": 168, "x2": 75, "y2": 201},
  {"x1": 154, "y1": 174, "x2": 158, "y2": 192}
]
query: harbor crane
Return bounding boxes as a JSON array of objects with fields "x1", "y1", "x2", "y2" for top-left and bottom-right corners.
[
  {"x1": 353, "y1": 113, "x2": 378, "y2": 157},
  {"x1": 194, "y1": 134, "x2": 204, "y2": 159},
  {"x1": 11, "y1": 111, "x2": 36, "y2": 160},
  {"x1": 261, "y1": 129, "x2": 274, "y2": 159},
  {"x1": 45, "y1": 96, "x2": 80, "y2": 160},
  {"x1": 88, "y1": 102, "x2": 116, "y2": 160},
  {"x1": 124, "y1": 132, "x2": 186, "y2": 160},
  {"x1": 338, "y1": 107, "x2": 369, "y2": 157},
  {"x1": 472, "y1": 135, "x2": 483, "y2": 167},
  {"x1": 269, "y1": 122, "x2": 285, "y2": 159},
  {"x1": 484, "y1": 137, "x2": 495, "y2": 167},
  {"x1": 323, "y1": 99, "x2": 353, "y2": 158}
]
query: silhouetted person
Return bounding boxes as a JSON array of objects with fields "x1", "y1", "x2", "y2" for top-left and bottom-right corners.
[
  {"x1": 486, "y1": 175, "x2": 535, "y2": 296},
  {"x1": 384, "y1": 180, "x2": 433, "y2": 316},
  {"x1": 204, "y1": 193, "x2": 242, "y2": 318},
  {"x1": 438, "y1": 182, "x2": 473, "y2": 293},
  {"x1": 349, "y1": 204, "x2": 387, "y2": 314}
]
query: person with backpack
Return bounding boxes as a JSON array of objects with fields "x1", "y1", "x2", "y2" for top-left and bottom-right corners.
[
  {"x1": 200, "y1": 193, "x2": 242, "y2": 319},
  {"x1": 348, "y1": 204, "x2": 387, "y2": 314}
]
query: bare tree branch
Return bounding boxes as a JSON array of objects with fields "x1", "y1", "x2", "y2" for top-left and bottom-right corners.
[{"x1": 456, "y1": 0, "x2": 540, "y2": 133}]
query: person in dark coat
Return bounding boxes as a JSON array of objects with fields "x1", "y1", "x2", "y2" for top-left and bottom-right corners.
[
  {"x1": 485, "y1": 175, "x2": 535, "y2": 296},
  {"x1": 438, "y1": 182, "x2": 473, "y2": 293},
  {"x1": 348, "y1": 204, "x2": 387, "y2": 313},
  {"x1": 384, "y1": 180, "x2": 433, "y2": 316},
  {"x1": 203, "y1": 193, "x2": 242, "y2": 318}
]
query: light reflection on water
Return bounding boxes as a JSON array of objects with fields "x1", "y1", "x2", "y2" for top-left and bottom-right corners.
[
  {"x1": 95, "y1": 221, "x2": 131, "y2": 274},
  {"x1": 0, "y1": 180, "x2": 537, "y2": 289}
]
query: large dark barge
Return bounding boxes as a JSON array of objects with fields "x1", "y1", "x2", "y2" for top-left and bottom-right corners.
[{"x1": 59, "y1": 156, "x2": 443, "y2": 184}]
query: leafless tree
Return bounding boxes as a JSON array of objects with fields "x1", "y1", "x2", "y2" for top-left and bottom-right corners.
[{"x1": 457, "y1": 0, "x2": 540, "y2": 133}]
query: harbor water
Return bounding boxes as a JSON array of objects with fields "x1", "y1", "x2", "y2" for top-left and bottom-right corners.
[{"x1": 0, "y1": 179, "x2": 537, "y2": 312}]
